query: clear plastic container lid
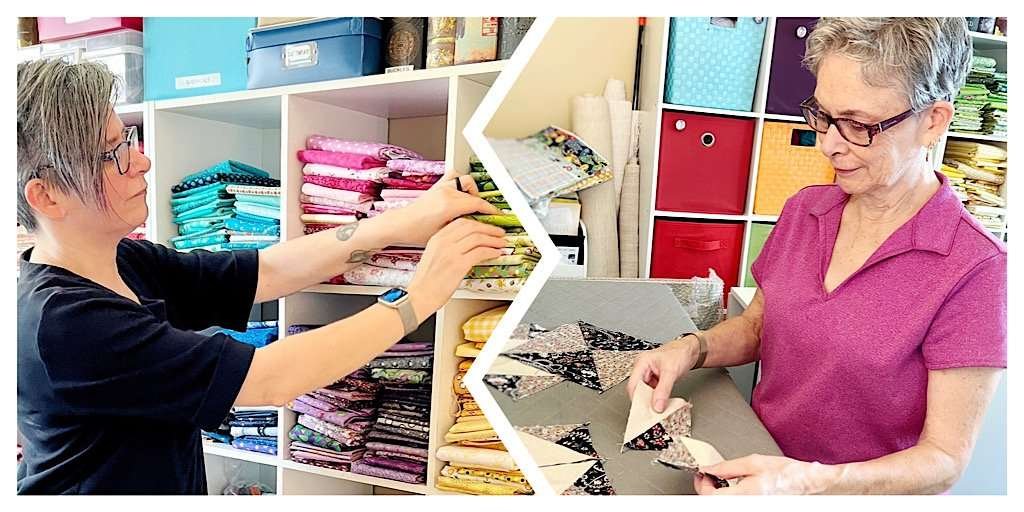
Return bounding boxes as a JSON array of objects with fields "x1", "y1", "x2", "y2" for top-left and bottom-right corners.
[{"x1": 40, "y1": 29, "x2": 142, "y2": 57}]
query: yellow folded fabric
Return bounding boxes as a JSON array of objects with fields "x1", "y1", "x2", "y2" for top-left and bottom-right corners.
[
  {"x1": 455, "y1": 342, "x2": 481, "y2": 358},
  {"x1": 474, "y1": 342, "x2": 486, "y2": 349},
  {"x1": 444, "y1": 430, "x2": 500, "y2": 443},
  {"x1": 436, "y1": 445, "x2": 518, "y2": 472},
  {"x1": 459, "y1": 440, "x2": 506, "y2": 450},
  {"x1": 462, "y1": 305, "x2": 509, "y2": 342},
  {"x1": 448, "y1": 419, "x2": 493, "y2": 434},
  {"x1": 453, "y1": 372, "x2": 468, "y2": 395},
  {"x1": 458, "y1": 360, "x2": 474, "y2": 372},
  {"x1": 439, "y1": 469, "x2": 531, "y2": 493},
  {"x1": 456, "y1": 414, "x2": 486, "y2": 422},
  {"x1": 436, "y1": 476, "x2": 522, "y2": 495}
]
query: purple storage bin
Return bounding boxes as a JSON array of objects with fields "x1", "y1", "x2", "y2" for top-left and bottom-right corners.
[{"x1": 765, "y1": 17, "x2": 819, "y2": 116}]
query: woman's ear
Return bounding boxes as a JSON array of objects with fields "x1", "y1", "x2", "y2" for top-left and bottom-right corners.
[
  {"x1": 24, "y1": 179, "x2": 67, "y2": 222},
  {"x1": 921, "y1": 100, "x2": 954, "y2": 147}
]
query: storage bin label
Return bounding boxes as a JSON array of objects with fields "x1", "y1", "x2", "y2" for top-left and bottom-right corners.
[
  {"x1": 284, "y1": 42, "x2": 318, "y2": 69},
  {"x1": 175, "y1": 73, "x2": 222, "y2": 90}
]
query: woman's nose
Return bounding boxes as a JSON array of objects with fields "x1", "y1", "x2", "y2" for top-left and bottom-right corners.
[
  {"x1": 818, "y1": 123, "x2": 848, "y2": 157},
  {"x1": 131, "y1": 150, "x2": 152, "y2": 176}
]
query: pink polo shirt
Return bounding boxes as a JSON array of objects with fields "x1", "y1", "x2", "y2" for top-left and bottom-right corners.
[{"x1": 750, "y1": 172, "x2": 1007, "y2": 465}]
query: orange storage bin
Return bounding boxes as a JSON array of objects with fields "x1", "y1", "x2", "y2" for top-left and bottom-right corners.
[{"x1": 753, "y1": 121, "x2": 834, "y2": 215}]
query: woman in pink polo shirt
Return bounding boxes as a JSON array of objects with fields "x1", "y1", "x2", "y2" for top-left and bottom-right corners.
[{"x1": 628, "y1": 17, "x2": 1006, "y2": 494}]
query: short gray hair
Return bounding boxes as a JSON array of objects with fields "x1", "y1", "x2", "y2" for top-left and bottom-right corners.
[
  {"x1": 17, "y1": 59, "x2": 119, "y2": 231},
  {"x1": 803, "y1": 17, "x2": 972, "y2": 112}
]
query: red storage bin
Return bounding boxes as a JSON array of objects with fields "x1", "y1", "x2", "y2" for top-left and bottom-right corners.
[
  {"x1": 656, "y1": 111, "x2": 755, "y2": 214},
  {"x1": 37, "y1": 17, "x2": 143, "y2": 42},
  {"x1": 650, "y1": 218, "x2": 745, "y2": 303}
]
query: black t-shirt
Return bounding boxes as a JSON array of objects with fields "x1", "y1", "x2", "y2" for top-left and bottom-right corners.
[{"x1": 17, "y1": 239, "x2": 260, "y2": 494}]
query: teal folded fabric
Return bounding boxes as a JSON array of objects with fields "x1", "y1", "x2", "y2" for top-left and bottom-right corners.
[
  {"x1": 172, "y1": 234, "x2": 229, "y2": 250},
  {"x1": 170, "y1": 187, "x2": 228, "y2": 206},
  {"x1": 171, "y1": 182, "x2": 228, "y2": 200},
  {"x1": 178, "y1": 218, "x2": 230, "y2": 235},
  {"x1": 181, "y1": 160, "x2": 270, "y2": 183},
  {"x1": 174, "y1": 206, "x2": 236, "y2": 223},
  {"x1": 234, "y1": 194, "x2": 280, "y2": 208},
  {"x1": 235, "y1": 202, "x2": 280, "y2": 220},
  {"x1": 225, "y1": 217, "x2": 280, "y2": 236},
  {"x1": 223, "y1": 241, "x2": 275, "y2": 250},
  {"x1": 172, "y1": 200, "x2": 236, "y2": 221},
  {"x1": 171, "y1": 196, "x2": 235, "y2": 216},
  {"x1": 234, "y1": 211, "x2": 280, "y2": 225}
]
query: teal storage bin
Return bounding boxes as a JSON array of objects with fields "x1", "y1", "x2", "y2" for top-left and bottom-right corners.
[
  {"x1": 144, "y1": 17, "x2": 256, "y2": 100},
  {"x1": 664, "y1": 17, "x2": 767, "y2": 111}
]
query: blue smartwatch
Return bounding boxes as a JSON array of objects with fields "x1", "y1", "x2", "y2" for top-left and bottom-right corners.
[{"x1": 378, "y1": 287, "x2": 418, "y2": 336}]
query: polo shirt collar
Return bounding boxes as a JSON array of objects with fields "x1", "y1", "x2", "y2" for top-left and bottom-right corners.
[{"x1": 809, "y1": 171, "x2": 962, "y2": 256}]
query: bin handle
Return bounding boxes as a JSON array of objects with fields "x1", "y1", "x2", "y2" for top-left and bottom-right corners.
[{"x1": 673, "y1": 238, "x2": 723, "y2": 251}]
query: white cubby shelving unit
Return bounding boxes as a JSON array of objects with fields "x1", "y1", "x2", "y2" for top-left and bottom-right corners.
[
  {"x1": 119, "y1": 60, "x2": 515, "y2": 495},
  {"x1": 636, "y1": 18, "x2": 1009, "y2": 287}
]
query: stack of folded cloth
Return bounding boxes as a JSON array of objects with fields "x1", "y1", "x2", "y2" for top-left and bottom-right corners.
[
  {"x1": 941, "y1": 140, "x2": 1008, "y2": 230},
  {"x1": 460, "y1": 158, "x2": 539, "y2": 294},
  {"x1": 299, "y1": 135, "x2": 424, "y2": 234},
  {"x1": 168, "y1": 160, "x2": 281, "y2": 252},
  {"x1": 436, "y1": 305, "x2": 531, "y2": 495},
  {"x1": 228, "y1": 410, "x2": 279, "y2": 455},
  {"x1": 368, "y1": 159, "x2": 446, "y2": 217},
  {"x1": 953, "y1": 56, "x2": 1006, "y2": 136},
  {"x1": 984, "y1": 71, "x2": 1007, "y2": 137},
  {"x1": 217, "y1": 320, "x2": 278, "y2": 348},
  {"x1": 352, "y1": 339, "x2": 434, "y2": 484},
  {"x1": 337, "y1": 248, "x2": 424, "y2": 287}
]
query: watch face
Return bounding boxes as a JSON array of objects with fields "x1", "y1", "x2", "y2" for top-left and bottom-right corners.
[{"x1": 381, "y1": 288, "x2": 408, "y2": 303}]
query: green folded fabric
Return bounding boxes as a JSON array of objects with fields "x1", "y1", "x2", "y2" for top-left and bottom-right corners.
[
  {"x1": 465, "y1": 264, "x2": 535, "y2": 279},
  {"x1": 478, "y1": 190, "x2": 504, "y2": 199},
  {"x1": 474, "y1": 254, "x2": 538, "y2": 267},
  {"x1": 468, "y1": 214, "x2": 521, "y2": 228},
  {"x1": 504, "y1": 235, "x2": 534, "y2": 248}
]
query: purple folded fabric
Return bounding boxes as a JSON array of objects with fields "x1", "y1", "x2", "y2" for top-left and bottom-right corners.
[
  {"x1": 360, "y1": 455, "x2": 426, "y2": 474},
  {"x1": 291, "y1": 442, "x2": 365, "y2": 460},
  {"x1": 367, "y1": 430, "x2": 429, "y2": 447},
  {"x1": 376, "y1": 350, "x2": 434, "y2": 358},
  {"x1": 387, "y1": 341, "x2": 434, "y2": 352},
  {"x1": 365, "y1": 441, "x2": 430, "y2": 458},
  {"x1": 294, "y1": 394, "x2": 334, "y2": 412},
  {"x1": 385, "y1": 159, "x2": 446, "y2": 175},
  {"x1": 292, "y1": 456, "x2": 351, "y2": 472},
  {"x1": 316, "y1": 388, "x2": 377, "y2": 401},
  {"x1": 373, "y1": 451, "x2": 429, "y2": 463},
  {"x1": 306, "y1": 135, "x2": 423, "y2": 161},
  {"x1": 290, "y1": 400, "x2": 375, "y2": 429},
  {"x1": 297, "y1": 414, "x2": 367, "y2": 446},
  {"x1": 351, "y1": 461, "x2": 426, "y2": 484}
]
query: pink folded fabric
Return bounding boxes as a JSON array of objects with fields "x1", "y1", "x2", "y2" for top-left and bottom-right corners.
[
  {"x1": 367, "y1": 252, "x2": 421, "y2": 271},
  {"x1": 385, "y1": 159, "x2": 446, "y2": 175},
  {"x1": 326, "y1": 275, "x2": 347, "y2": 285},
  {"x1": 300, "y1": 213, "x2": 359, "y2": 225},
  {"x1": 297, "y1": 149, "x2": 386, "y2": 170},
  {"x1": 380, "y1": 189, "x2": 426, "y2": 200},
  {"x1": 302, "y1": 203, "x2": 362, "y2": 216},
  {"x1": 307, "y1": 135, "x2": 423, "y2": 161},
  {"x1": 303, "y1": 163, "x2": 389, "y2": 182},
  {"x1": 291, "y1": 442, "x2": 365, "y2": 460},
  {"x1": 301, "y1": 183, "x2": 374, "y2": 204},
  {"x1": 351, "y1": 461, "x2": 425, "y2": 484},
  {"x1": 342, "y1": 264, "x2": 414, "y2": 288},
  {"x1": 303, "y1": 174, "x2": 382, "y2": 195},
  {"x1": 304, "y1": 224, "x2": 336, "y2": 235},
  {"x1": 366, "y1": 210, "x2": 384, "y2": 218},
  {"x1": 300, "y1": 192, "x2": 373, "y2": 214},
  {"x1": 389, "y1": 171, "x2": 443, "y2": 184},
  {"x1": 382, "y1": 177, "x2": 434, "y2": 190}
]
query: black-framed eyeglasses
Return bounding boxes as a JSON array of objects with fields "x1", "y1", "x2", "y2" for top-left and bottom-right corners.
[
  {"x1": 36, "y1": 125, "x2": 140, "y2": 177},
  {"x1": 101, "y1": 125, "x2": 139, "y2": 175},
  {"x1": 799, "y1": 97, "x2": 917, "y2": 147}
]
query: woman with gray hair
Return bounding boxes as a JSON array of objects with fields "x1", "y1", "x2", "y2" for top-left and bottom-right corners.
[
  {"x1": 17, "y1": 58, "x2": 507, "y2": 494},
  {"x1": 629, "y1": 17, "x2": 1005, "y2": 494}
]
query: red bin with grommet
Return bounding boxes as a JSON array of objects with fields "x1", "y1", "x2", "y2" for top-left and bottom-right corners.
[{"x1": 656, "y1": 111, "x2": 756, "y2": 215}]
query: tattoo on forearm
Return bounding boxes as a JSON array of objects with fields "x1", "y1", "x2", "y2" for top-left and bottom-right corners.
[
  {"x1": 346, "y1": 249, "x2": 379, "y2": 263},
  {"x1": 336, "y1": 222, "x2": 359, "y2": 241}
]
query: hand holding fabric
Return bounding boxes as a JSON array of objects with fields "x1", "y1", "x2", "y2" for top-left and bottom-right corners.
[
  {"x1": 693, "y1": 454, "x2": 834, "y2": 495},
  {"x1": 406, "y1": 217, "x2": 506, "y2": 318},
  {"x1": 378, "y1": 170, "x2": 499, "y2": 247},
  {"x1": 626, "y1": 336, "x2": 698, "y2": 413}
]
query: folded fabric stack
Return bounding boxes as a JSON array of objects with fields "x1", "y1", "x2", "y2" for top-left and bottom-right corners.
[
  {"x1": 460, "y1": 158, "x2": 539, "y2": 294},
  {"x1": 169, "y1": 160, "x2": 281, "y2": 252},
  {"x1": 339, "y1": 248, "x2": 424, "y2": 287},
  {"x1": 217, "y1": 320, "x2": 278, "y2": 348},
  {"x1": 126, "y1": 222, "x2": 146, "y2": 241},
  {"x1": 352, "y1": 339, "x2": 434, "y2": 484},
  {"x1": 228, "y1": 410, "x2": 279, "y2": 455},
  {"x1": 368, "y1": 158, "x2": 446, "y2": 218},
  {"x1": 984, "y1": 71, "x2": 1007, "y2": 137},
  {"x1": 953, "y1": 56, "x2": 1006, "y2": 136},
  {"x1": 299, "y1": 135, "x2": 425, "y2": 234},
  {"x1": 941, "y1": 140, "x2": 1008, "y2": 230},
  {"x1": 436, "y1": 306, "x2": 531, "y2": 495}
]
